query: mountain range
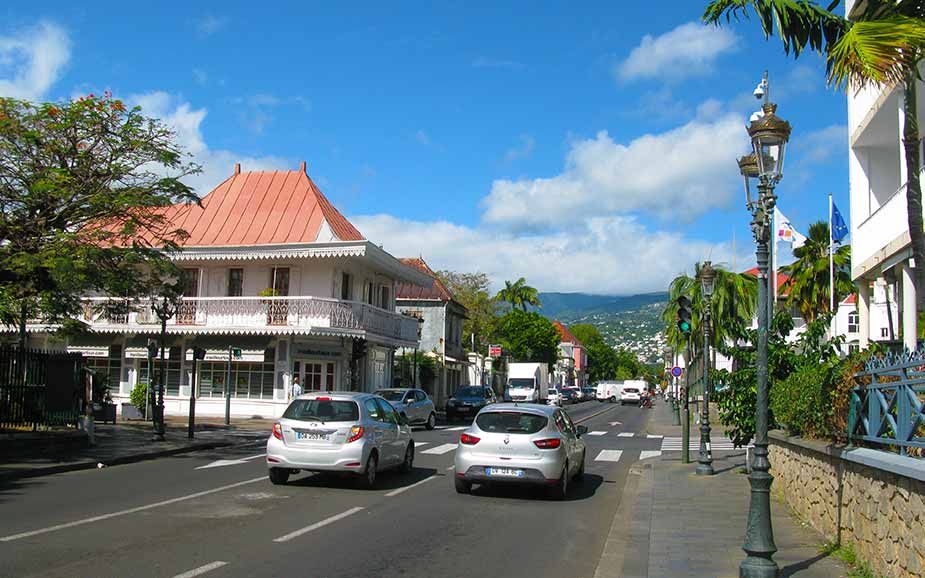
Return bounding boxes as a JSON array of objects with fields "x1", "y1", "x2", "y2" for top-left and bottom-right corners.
[{"x1": 536, "y1": 291, "x2": 669, "y2": 322}]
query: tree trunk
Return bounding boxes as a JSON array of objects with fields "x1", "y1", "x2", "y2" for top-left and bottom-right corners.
[{"x1": 903, "y1": 68, "x2": 925, "y2": 320}]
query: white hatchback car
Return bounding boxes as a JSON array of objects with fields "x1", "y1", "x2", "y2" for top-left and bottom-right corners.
[
  {"x1": 454, "y1": 403, "x2": 587, "y2": 499},
  {"x1": 620, "y1": 386, "x2": 642, "y2": 405},
  {"x1": 266, "y1": 392, "x2": 414, "y2": 488}
]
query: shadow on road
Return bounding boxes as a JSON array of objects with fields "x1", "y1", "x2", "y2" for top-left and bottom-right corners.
[
  {"x1": 780, "y1": 551, "x2": 833, "y2": 577},
  {"x1": 284, "y1": 466, "x2": 440, "y2": 492},
  {"x1": 468, "y1": 473, "x2": 604, "y2": 502},
  {"x1": 0, "y1": 476, "x2": 45, "y2": 504}
]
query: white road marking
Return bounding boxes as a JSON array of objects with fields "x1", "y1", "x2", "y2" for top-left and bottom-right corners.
[
  {"x1": 273, "y1": 507, "x2": 365, "y2": 543},
  {"x1": 385, "y1": 475, "x2": 437, "y2": 497},
  {"x1": 660, "y1": 437, "x2": 743, "y2": 451},
  {"x1": 587, "y1": 431, "x2": 607, "y2": 436},
  {"x1": 617, "y1": 432, "x2": 634, "y2": 438},
  {"x1": 0, "y1": 476, "x2": 266, "y2": 542},
  {"x1": 639, "y1": 451, "x2": 662, "y2": 460},
  {"x1": 646, "y1": 435, "x2": 663, "y2": 439},
  {"x1": 434, "y1": 426, "x2": 450, "y2": 430},
  {"x1": 608, "y1": 421, "x2": 623, "y2": 426},
  {"x1": 170, "y1": 561, "x2": 228, "y2": 578},
  {"x1": 413, "y1": 442, "x2": 429, "y2": 448},
  {"x1": 422, "y1": 443, "x2": 457, "y2": 455},
  {"x1": 594, "y1": 450, "x2": 623, "y2": 462},
  {"x1": 195, "y1": 454, "x2": 265, "y2": 470},
  {"x1": 445, "y1": 426, "x2": 467, "y2": 431}
]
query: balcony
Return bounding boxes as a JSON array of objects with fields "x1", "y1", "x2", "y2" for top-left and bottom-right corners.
[
  {"x1": 854, "y1": 181, "x2": 909, "y2": 272},
  {"x1": 78, "y1": 296, "x2": 420, "y2": 345}
]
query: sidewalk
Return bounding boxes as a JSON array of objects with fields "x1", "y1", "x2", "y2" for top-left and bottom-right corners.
[
  {"x1": 0, "y1": 418, "x2": 270, "y2": 482},
  {"x1": 597, "y1": 401, "x2": 850, "y2": 578}
]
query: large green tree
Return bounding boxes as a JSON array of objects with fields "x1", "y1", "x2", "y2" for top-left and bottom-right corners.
[
  {"x1": 495, "y1": 309, "x2": 559, "y2": 367},
  {"x1": 704, "y1": 0, "x2": 925, "y2": 313},
  {"x1": 494, "y1": 277, "x2": 542, "y2": 311},
  {"x1": 0, "y1": 93, "x2": 199, "y2": 346},
  {"x1": 436, "y1": 270, "x2": 498, "y2": 353},
  {"x1": 781, "y1": 221, "x2": 853, "y2": 323},
  {"x1": 570, "y1": 323, "x2": 650, "y2": 382}
]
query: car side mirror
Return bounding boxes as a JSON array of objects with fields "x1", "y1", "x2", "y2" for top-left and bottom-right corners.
[{"x1": 577, "y1": 425, "x2": 588, "y2": 436}]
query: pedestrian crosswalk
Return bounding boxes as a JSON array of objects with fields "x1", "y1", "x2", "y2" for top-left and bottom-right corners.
[{"x1": 659, "y1": 437, "x2": 743, "y2": 452}]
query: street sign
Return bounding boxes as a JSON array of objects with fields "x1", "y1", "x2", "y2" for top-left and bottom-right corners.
[
  {"x1": 232, "y1": 347, "x2": 242, "y2": 359},
  {"x1": 671, "y1": 366, "x2": 683, "y2": 378},
  {"x1": 488, "y1": 345, "x2": 502, "y2": 357}
]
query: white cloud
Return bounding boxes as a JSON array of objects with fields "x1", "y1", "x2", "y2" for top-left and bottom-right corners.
[
  {"x1": 797, "y1": 124, "x2": 847, "y2": 164},
  {"x1": 0, "y1": 21, "x2": 70, "y2": 101},
  {"x1": 481, "y1": 114, "x2": 749, "y2": 227},
  {"x1": 353, "y1": 214, "x2": 744, "y2": 295},
  {"x1": 617, "y1": 22, "x2": 737, "y2": 82},
  {"x1": 504, "y1": 134, "x2": 535, "y2": 163},
  {"x1": 195, "y1": 15, "x2": 228, "y2": 37},
  {"x1": 129, "y1": 91, "x2": 290, "y2": 194}
]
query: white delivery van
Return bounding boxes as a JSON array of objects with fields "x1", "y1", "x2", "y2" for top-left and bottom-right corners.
[
  {"x1": 596, "y1": 381, "x2": 622, "y2": 403},
  {"x1": 506, "y1": 363, "x2": 549, "y2": 404}
]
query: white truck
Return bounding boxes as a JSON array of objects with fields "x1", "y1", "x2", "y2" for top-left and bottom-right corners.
[
  {"x1": 505, "y1": 363, "x2": 549, "y2": 404},
  {"x1": 596, "y1": 380, "x2": 623, "y2": 403}
]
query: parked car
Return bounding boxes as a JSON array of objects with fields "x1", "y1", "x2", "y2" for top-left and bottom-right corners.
[
  {"x1": 547, "y1": 388, "x2": 563, "y2": 406},
  {"x1": 596, "y1": 381, "x2": 622, "y2": 403},
  {"x1": 620, "y1": 386, "x2": 642, "y2": 405},
  {"x1": 559, "y1": 388, "x2": 578, "y2": 405},
  {"x1": 581, "y1": 387, "x2": 596, "y2": 400},
  {"x1": 454, "y1": 403, "x2": 587, "y2": 500},
  {"x1": 266, "y1": 392, "x2": 414, "y2": 489},
  {"x1": 446, "y1": 386, "x2": 496, "y2": 420},
  {"x1": 563, "y1": 386, "x2": 583, "y2": 401},
  {"x1": 375, "y1": 388, "x2": 437, "y2": 430}
]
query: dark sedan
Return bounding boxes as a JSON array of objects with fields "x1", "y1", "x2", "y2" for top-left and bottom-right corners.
[
  {"x1": 446, "y1": 386, "x2": 497, "y2": 421},
  {"x1": 559, "y1": 388, "x2": 578, "y2": 404}
]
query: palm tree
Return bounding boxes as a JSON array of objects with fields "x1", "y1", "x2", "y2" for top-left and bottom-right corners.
[
  {"x1": 780, "y1": 221, "x2": 853, "y2": 323},
  {"x1": 494, "y1": 277, "x2": 542, "y2": 311},
  {"x1": 703, "y1": 0, "x2": 925, "y2": 314}
]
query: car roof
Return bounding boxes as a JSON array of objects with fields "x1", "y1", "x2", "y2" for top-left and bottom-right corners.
[
  {"x1": 295, "y1": 391, "x2": 377, "y2": 400},
  {"x1": 480, "y1": 402, "x2": 557, "y2": 416}
]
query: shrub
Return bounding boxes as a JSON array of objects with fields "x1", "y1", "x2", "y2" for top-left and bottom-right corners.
[
  {"x1": 770, "y1": 363, "x2": 834, "y2": 438},
  {"x1": 129, "y1": 380, "x2": 148, "y2": 413}
]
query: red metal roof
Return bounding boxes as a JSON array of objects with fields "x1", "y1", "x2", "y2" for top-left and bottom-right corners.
[
  {"x1": 553, "y1": 320, "x2": 583, "y2": 347},
  {"x1": 395, "y1": 258, "x2": 454, "y2": 301},
  {"x1": 131, "y1": 164, "x2": 364, "y2": 247},
  {"x1": 743, "y1": 267, "x2": 791, "y2": 296}
]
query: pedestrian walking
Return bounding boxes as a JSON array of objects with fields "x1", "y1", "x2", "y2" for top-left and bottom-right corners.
[{"x1": 291, "y1": 375, "x2": 303, "y2": 399}]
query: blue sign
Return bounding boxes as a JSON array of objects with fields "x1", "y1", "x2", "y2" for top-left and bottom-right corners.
[{"x1": 671, "y1": 366, "x2": 683, "y2": 378}]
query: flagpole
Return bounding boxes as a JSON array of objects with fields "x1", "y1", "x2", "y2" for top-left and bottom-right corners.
[{"x1": 829, "y1": 192, "x2": 836, "y2": 335}]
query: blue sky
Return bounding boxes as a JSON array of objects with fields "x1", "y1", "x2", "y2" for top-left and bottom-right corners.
[{"x1": 1, "y1": 1, "x2": 849, "y2": 295}]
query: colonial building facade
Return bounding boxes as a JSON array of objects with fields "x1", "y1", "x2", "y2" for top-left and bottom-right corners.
[
  {"x1": 26, "y1": 163, "x2": 429, "y2": 419},
  {"x1": 552, "y1": 321, "x2": 587, "y2": 388}
]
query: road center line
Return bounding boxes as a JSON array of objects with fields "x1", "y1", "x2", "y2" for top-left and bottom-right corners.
[
  {"x1": 0, "y1": 476, "x2": 266, "y2": 542},
  {"x1": 170, "y1": 561, "x2": 228, "y2": 578},
  {"x1": 273, "y1": 507, "x2": 364, "y2": 543},
  {"x1": 241, "y1": 453, "x2": 266, "y2": 460},
  {"x1": 384, "y1": 475, "x2": 437, "y2": 497}
]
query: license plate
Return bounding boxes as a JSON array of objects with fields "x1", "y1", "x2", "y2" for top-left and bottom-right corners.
[
  {"x1": 486, "y1": 467, "x2": 523, "y2": 478},
  {"x1": 296, "y1": 431, "x2": 330, "y2": 441}
]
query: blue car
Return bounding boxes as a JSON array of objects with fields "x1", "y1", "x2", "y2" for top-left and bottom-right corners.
[{"x1": 446, "y1": 386, "x2": 497, "y2": 421}]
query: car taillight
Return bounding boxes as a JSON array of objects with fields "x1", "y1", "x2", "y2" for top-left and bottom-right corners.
[
  {"x1": 460, "y1": 433, "x2": 480, "y2": 445},
  {"x1": 347, "y1": 426, "x2": 364, "y2": 443},
  {"x1": 533, "y1": 438, "x2": 561, "y2": 449},
  {"x1": 272, "y1": 423, "x2": 283, "y2": 440},
  {"x1": 315, "y1": 396, "x2": 331, "y2": 400}
]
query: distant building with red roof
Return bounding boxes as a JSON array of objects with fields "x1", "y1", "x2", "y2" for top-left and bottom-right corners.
[{"x1": 553, "y1": 320, "x2": 587, "y2": 388}]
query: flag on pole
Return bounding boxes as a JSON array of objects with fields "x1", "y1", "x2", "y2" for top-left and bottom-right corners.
[
  {"x1": 774, "y1": 207, "x2": 807, "y2": 247},
  {"x1": 831, "y1": 202, "x2": 849, "y2": 243}
]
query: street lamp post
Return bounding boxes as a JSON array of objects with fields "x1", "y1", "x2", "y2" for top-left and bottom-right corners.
[
  {"x1": 696, "y1": 261, "x2": 716, "y2": 476},
  {"x1": 151, "y1": 294, "x2": 179, "y2": 442},
  {"x1": 738, "y1": 70, "x2": 790, "y2": 578}
]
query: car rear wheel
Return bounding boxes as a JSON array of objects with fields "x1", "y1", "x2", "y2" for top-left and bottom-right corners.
[
  {"x1": 454, "y1": 477, "x2": 472, "y2": 494},
  {"x1": 551, "y1": 464, "x2": 568, "y2": 500},
  {"x1": 609, "y1": 396, "x2": 616, "y2": 403},
  {"x1": 268, "y1": 468, "x2": 290, "y2": 485},
  {"x1": 400, "y1": 442, "x2": 414, "y2": 473},
  {"x1": 425, "y1": 413, "x2": 436, "y2": 430},
  {"x1": 574, "y1": 452, "x2": 586, "y2": 482},
  {"x1": 358, "y1": 453, "x2": 378, "y2": 489}
]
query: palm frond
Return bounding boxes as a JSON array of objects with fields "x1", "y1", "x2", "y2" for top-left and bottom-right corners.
[{"x1": 827, "y1": 16, "x2": 925, "y2": 89}]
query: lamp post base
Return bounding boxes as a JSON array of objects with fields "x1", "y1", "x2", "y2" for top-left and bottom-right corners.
[
  {"x1": 671, "y1": 399, "x2": 681, "y2": 425},
  {"x1": 695, "y1": 463, "x2": 714, "y2": 476}
]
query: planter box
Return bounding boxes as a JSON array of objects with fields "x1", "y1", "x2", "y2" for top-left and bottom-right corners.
[
  {"x1": 121, "y1": 402, "x2": 143, "y2": 420},
  {"x1": 92, "y1": 403, "x2": 117, "y2": 424}
]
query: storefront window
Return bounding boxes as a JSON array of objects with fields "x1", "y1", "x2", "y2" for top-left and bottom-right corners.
[
  {"x1": 195, "y1": 359, "x2": 275, "y2": 399},
  {"x1": 85, "y1": 345, "x2": 123, "y2": 394}
]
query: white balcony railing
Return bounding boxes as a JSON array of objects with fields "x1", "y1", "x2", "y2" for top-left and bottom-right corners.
[
  {"x1": 855, "y1": 181, "x2": 909, "y2": 268},
  {"x1": 79, "y1": 296, "x2": 420, "y2": 343}
]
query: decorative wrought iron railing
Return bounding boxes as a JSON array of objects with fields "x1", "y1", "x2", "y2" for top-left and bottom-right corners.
[
  {"x1": 848, "y1": 347, "x2": 925, "y2": 456},
  {"x1": 78, "y1": 296, "x2": 420, "y2": 343}
]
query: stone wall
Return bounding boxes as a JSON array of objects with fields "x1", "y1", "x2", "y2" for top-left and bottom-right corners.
[{"x1": 769, "y1": 433, "x2": 925, "y2": 578}]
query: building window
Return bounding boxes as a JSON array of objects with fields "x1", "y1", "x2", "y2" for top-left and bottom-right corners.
[
  {"x1": 195, "y1": 359, "x2": 275, "y2": 399},
  {"x1": 379, "y1": 286, "x2": 390, "y2": 309},
  {"x1": 847, "y1": 311, "x2": 859, "y2": 333},
  {"x1": 228, "y1": 269, "x2": 243, "y2": 297},
  {"x1": 138, "y1": 347, "x2": 183, "y2": 396},
  {"x1": 270, "y1": 267, "x2": 290, "y2": 296},
  {"x1": 341, "y1": 272, "x2": 352, "y2": 301},
  {"x1": 881, "y1": 327, "x2": 889, "y2": 338},
  {"x1": 364, "y1": 281, "x2": 374, "y2": 305},
  {"x1": 86, "y1": 345, "x2": 123, "y2": 393}
]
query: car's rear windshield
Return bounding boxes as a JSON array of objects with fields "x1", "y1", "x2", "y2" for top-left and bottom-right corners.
[
  {"x1": 456, "y1": 387, "x2": 485, "y2": 397},
  {"x1": 624, "y1": 388, "x2": 639, "y2": 393},
  {"x1": 283, "y1": 399, "x2": 359, "y2": 422},
  {"x1": 374, "y1": 390, "x2": 405, "y2": 402},
  {"x1": 476, "y1": 411, "x2": 547, "y2": 434}
]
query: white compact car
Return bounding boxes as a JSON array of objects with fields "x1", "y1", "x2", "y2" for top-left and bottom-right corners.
[
  {"x1": 266, "y1": 392, "x2": 414, "y2": 488},
  {"x1": 453, "y1": 403, "x2": 587, "y2": 500},
  {"x1": 620, "y1": 386, "x2": 642, "y2": 405}
]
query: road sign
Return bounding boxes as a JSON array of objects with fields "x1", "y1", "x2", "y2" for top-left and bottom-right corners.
[
  {"x1": 232, "y1": 347, "x2": 242, "y2": 359},
  {"x1": 671, "y1": 366, "x2": 683, "y2": 378},
  {"x1": 488, "y1": 345, "x2": 502, "y2": 357}
]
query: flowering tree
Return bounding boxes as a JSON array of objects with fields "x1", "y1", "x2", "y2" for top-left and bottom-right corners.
[{"x1": 0, "y1": 93, "x2": 200, "y2": 346}]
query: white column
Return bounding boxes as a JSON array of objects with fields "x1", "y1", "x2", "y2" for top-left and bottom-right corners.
[
  {"x1": 858, "y1": 279, "x2": 871, "y2": 350},
  {"x1": 901, "y1": 262, "x2": 918, "y2": 351}
]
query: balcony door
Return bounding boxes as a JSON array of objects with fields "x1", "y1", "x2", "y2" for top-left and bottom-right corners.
[
  {"x1": 294, "y1": 360, "x2": 336, "y2": 392},
  {"x1": 177, "y1": 268, "x2": 200, "y2": 324},
  {"x1": 268, "y1": 267, "x2": 290, "y2": 325}
]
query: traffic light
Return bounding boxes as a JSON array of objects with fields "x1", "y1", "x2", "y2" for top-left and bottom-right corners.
[
  {"x1": 677, "y1": 295, "x2": 693, "y2": 335},
  {"x1": 146, "y1": 338, "x2": 159, "y2": 359},
  {"x1": 192, "y1": 346, "x2": 207, "y2": 360}
]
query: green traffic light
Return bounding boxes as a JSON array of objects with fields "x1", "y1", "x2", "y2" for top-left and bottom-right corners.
[{"x1": 680, "y1": 321, "x2": 691, "y2": 333}]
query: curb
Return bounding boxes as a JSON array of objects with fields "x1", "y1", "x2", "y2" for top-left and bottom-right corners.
[{"x1": 0, "y1": 440, "x2": 237, "y2": 483}]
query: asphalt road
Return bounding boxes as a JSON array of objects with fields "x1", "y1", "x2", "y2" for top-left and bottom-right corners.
[{"x1": 0, "y1": 400, "x2": 660, "y2": 578}]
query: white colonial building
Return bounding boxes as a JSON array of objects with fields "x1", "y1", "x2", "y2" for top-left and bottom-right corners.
[
  {"x1": 846, "y1": 0, "x2": 921, "y2": 352},
  {"x1": 26, "y1": 162, "x2": 429, "y2": 418}
]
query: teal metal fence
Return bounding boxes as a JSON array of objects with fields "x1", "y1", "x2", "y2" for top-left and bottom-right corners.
[{"x1": 848, "y1": 348, "x2": 925, "y2": 456}]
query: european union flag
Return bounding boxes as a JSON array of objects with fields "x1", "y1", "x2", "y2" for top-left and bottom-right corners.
[{"x1": 831, "y1": 202, "x2": 849, "y2": 244}]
